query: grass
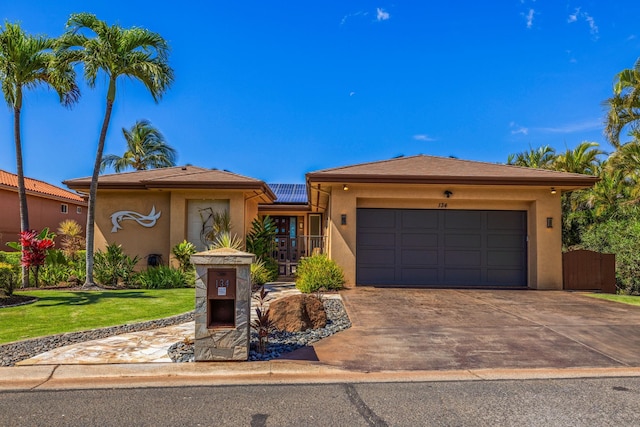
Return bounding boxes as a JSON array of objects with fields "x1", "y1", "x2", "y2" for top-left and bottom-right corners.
[
  {"x1": 0, "y1": 288, "x2": 195, "y2": 344},
  {"x1": 586, "y1": 293, "x2": 640, "y2": 306}
]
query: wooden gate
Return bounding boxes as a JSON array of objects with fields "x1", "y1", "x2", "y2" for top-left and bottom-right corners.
[{"x1": 563, "y1": 250, "x2": 616, "y2": 293}]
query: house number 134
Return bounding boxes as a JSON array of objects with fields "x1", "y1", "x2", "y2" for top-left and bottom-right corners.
[{"x1": 438, "y1": 203, "x2": 448, "y2": 208}]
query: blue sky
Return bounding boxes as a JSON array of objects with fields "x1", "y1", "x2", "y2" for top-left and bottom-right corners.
[{"x1": 1, "y1": 1, "x2": 640, "y2": 187}]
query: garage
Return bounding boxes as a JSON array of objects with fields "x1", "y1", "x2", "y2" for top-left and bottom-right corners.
[{"x1": 356, "y1": 208, "x2": 527, "y2": 287}]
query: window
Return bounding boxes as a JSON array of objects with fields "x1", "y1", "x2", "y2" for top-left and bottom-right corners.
[
  {"x1": 76, "y1": 206, "x2": 82, "y2": 214},
  {"x1": 61, "y1": 204, "x2": 68, "y2": 214}
]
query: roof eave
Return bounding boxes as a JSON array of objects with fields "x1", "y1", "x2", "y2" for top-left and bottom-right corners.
[{"x1": 306, "y1": 174, "x2": 599, "y2": 187}]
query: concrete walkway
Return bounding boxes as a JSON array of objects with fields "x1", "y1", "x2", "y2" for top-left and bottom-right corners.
[
  {"x1": 14, "y1": 282, "x2": 317, "y2": 366},
  {"x1": 4, "y1": 287, "x2": 640, "y2": 391}
]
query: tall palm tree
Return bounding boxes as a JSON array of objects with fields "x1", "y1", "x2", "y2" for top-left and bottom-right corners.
[
  {"x1": 59, "y1": 13, "x2": 173, "y2": 288},
  {"x1": 506, "y1": 145, "x2": 556, "y2": 169},
  {"x1": 553, "y1": 141, "x2": 604, "y2": 175},
  {"x1": 604, "y1": 58, "x2": 640, "y2": 148},
  {"x1": 101, "y1": 119, "x2": 176, "y2": 172},
  {"x1": 0, "y1": 22, "x2": 79, "y2": 287}
]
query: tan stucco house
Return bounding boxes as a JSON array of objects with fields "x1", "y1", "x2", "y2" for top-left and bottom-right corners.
[
  {"x1": 64, "y1": 166, "x2": 275, "y2": 266},
  {"x1": 65, "y1": 155, "x2": 597, "y2": 289}
]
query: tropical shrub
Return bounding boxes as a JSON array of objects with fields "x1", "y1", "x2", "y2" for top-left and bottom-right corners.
[
  {"x1": 57, "y1": 219, "x2": 85, "y2": 260},
  {"x1": 0, "y1": 262, "x2": 19, "y2": 296},
  {"x1": 93, "y1": 243, "x2": 140, "y2": 287},
  {"x1": 579, "y1": 217, "x2": 640, "y2": 294},
  {"x1": 7, "y1": 228, "x2": 56, "y2": 287},
  {"x1": 295, "y1": 254, "x2": 345, "y2": 294},
  {"x1": 132, "y1": 265, "x2": 193, "y2": 289},
  {"x1": 0, "y1": 251, "x2": 21, "y2": 267},
  {"x1": 246, "y1": 216, "x2": 279, "y2": 282},
  {"x1": 251, "y1": 285, "x2": 274, "y2": 353},
  {"x1": 210, "y1": 232, "x2": 243, "y2": 250},
  {"x1": 251, "y1": 259, "x2": 270, "y2": 288},
  {"x1": 172, "y1": 240, "x2": 196, "y2": 272}
]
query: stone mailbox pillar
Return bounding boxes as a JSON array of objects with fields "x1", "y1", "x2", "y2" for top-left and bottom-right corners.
[{"x1": 191, "y1": 248, "x2": 254, "y2": 361}]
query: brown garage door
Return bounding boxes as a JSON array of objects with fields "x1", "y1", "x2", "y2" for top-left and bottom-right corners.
[{"x1": 356, "y1": 209, "x2": 527, "y2": 287}]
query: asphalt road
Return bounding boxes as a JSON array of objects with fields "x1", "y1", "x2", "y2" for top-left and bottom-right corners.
[{"x1": 2, "y1": 377, "x2": 640, "y2": 426}]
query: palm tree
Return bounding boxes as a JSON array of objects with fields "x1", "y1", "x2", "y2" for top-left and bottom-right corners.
[
  {"x1": 101, "y1": 119, "x2": 176, "y2": 172},
  {"x1": 506, "y1": 145, "x2": 556, "y2": 169},
  {"x1": 553, "y1": 141, "x2": 604, "y2": 175},
  {"x1": 604, "y1": 58, "x2": 640, "y2": 148},
  {"x1": 0, "y1": 22, "x2": 79, "y2": 287},
  {"x1": 59, "y1": 13, "x2": 173, "y2": 288}
]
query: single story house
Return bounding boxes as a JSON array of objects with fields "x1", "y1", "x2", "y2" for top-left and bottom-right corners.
[
  {"x1": 63, "y1": 166, "x2": 275, "y2": 266},
  {"x1": 64, "y1": 155, "x2": 598, "y2": 289},
  {"x1": 0, "y1": 169, "x2": 87, "y2": 248}
]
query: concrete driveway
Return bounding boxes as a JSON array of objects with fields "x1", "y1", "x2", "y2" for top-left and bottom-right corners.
[{"x1": 304, "y1": 288, "x2": 640, "y2": 372}]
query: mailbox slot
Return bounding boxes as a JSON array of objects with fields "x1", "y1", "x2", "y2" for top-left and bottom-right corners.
[{"x1": 207, "y1": 268, "x2": 236, "y2": 328}]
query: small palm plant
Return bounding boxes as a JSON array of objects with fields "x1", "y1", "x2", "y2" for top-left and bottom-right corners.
[
  {"x1": 251, "y1": 285, "x2": 274, "y2": 354},
  {"x1": 172, "y1": 240, "x2": 196, "y2": 273}
]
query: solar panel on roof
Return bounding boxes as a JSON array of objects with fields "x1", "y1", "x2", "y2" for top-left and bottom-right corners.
[{"x1": 268, "y1": 183, "x2": 307, "y2": 204}]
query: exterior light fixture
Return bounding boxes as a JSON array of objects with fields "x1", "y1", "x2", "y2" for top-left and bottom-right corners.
[
  {"x1": 341, "y1": 214, "x2": 347, "y2": 225},
  {"x1": 546, "y1": 217, "x2": 553, "y2": 228},
  {"x1": 551, "y1": 188, "x2": 557, "y2": 194},
  {"x1": 444, "y1": 190, "x2": 453, "y2": 198},
  {"x1": 343, "y1": 184, "x2": 349, "y2": 191}
]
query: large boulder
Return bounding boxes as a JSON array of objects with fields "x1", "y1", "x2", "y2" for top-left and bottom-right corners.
[{"x1": 269, "y1": 294, "x2": 327, "y2": 332}]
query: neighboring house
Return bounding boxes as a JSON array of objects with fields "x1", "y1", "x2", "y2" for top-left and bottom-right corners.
[
  {"x1": 0, "y1": 169, "x2": 87, "y2": 249},
  {"x1": 64, "y1": 155, "x2": 598, "y2": 289},
  {"x1": 63, "y1": 166, "x2": 275, "y2": 267}
]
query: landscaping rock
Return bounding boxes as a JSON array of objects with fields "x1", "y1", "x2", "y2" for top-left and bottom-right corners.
[{"x1": 269, "y1": 294, "x2": 327, "y2": 332}]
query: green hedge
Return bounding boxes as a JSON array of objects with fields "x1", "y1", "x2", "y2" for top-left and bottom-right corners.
[{"x1": 295, "y1": 254, "x2": 345, "y2": 293}]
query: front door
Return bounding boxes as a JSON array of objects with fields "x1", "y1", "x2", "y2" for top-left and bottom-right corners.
[{"x1": 273, "y1": 216, "x2": 299, "y2": 275}]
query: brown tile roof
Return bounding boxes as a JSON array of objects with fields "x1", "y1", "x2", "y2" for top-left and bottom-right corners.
[
  {"x1": 306, "y1": 155, "x2": 599, "y2": 187},
  {"x1": 63, "y1": 166, "x2": 276, "y2": 200},
  {"x1": 0, "y1": 170, "x2": 86, "y2": 203}
]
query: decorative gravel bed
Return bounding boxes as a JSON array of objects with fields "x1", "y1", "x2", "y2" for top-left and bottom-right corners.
[
  {"x1": 0, "y1": 311, "x2": 194, "y2": 367},
  {"x1": 168, "y1": 298, "x2": 351, "y2": 362}
]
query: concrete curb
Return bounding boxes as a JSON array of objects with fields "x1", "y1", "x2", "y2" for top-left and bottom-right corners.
[{"x1": 2, "y1": 362, "x2": 640, "y2": 391}]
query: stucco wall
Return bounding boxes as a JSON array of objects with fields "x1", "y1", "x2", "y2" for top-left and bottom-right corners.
[
  {"x1": 95, "y1": 189, "x2": 257, "y2": 268},
  {"x1": 322, "y1": 183, "x2": 563, "y2": 289},
  {"x1": 95, "y1": 190, "x2": 171, "y2": 267},
  {"x1": 0, "y1": 189, "x2": 87, "y2": 249}
]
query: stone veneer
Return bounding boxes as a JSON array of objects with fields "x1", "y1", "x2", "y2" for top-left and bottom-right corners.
[{"x1": 191, "y1": 248, "x2": 254, "y2": 361}]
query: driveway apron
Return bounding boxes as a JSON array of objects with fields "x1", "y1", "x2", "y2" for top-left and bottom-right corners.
[{"x1": 309, "y1": 288, "x2": 640, "y2": 372}]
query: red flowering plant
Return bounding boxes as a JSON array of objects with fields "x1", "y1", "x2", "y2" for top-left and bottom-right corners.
[{"x1": 7, "y1": 228, "x2": 56, "y2": 287}]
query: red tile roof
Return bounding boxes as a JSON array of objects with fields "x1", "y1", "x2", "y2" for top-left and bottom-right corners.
[
  {"x1": 0, "y1": 170, "x2": 85, "y2": 203},
  {"x1": 307, "y1": 155, "x2": 599, "y2": 188}
]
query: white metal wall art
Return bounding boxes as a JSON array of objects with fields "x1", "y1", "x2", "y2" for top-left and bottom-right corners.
[{"x1": 110, "y1": 206, "x2": 161, "y2": 233}]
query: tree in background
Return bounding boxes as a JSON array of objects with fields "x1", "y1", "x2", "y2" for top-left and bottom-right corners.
[
  {"x1": 0, "y1": 22, "x2": 79, "y2": 287},
  {"x1": 101, "y1": 119, "x2": 176, "y2": 172},
  {"x1": 605, "y1": 58, "x2": 640, "y2": 148},
  {"x1": 59, "y1": 13, "x2": 173, "y2": 288},
  {"x1": 506, "y1": 145, "x2": 556, "y2": 169}
]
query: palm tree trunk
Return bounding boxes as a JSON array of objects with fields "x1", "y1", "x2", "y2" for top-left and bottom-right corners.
[
  {"x1": 84, "y1": 78, "x2": 116, "y2": 289},
  {"x1": 13, "y1": 96, "x2": 30, "y2": 288}
]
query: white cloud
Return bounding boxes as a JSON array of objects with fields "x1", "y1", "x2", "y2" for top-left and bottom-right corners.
[
  {"x1": 340, "y1": 10, "x2": 368, "y2": 26},
  {"x1": 376, "y1": 8, "x2": 390, "y2": 21},
  {"x1": 525, "y1": 9, "x2": 535, "y2": 29},
  {"x1": 510, "y1": 122, "x2": 529, "y2": 135},
  {"x1": 536, "y1": 119, "x2": 602, "y2": 134},
  {"x1": 413, "y1": 134, "x2": 436, "y2": 142},
  {"x1": 568, "y1": 7, "x2": 599, "y2": 39}
]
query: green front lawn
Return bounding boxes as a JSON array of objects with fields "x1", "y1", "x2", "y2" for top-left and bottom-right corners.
[
  {"x1": 0, "y1": 288, "x2": 195, "y2": 344},
  {"x1": 586, "y1": 293, "x2": 640, "y2": 306}
]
